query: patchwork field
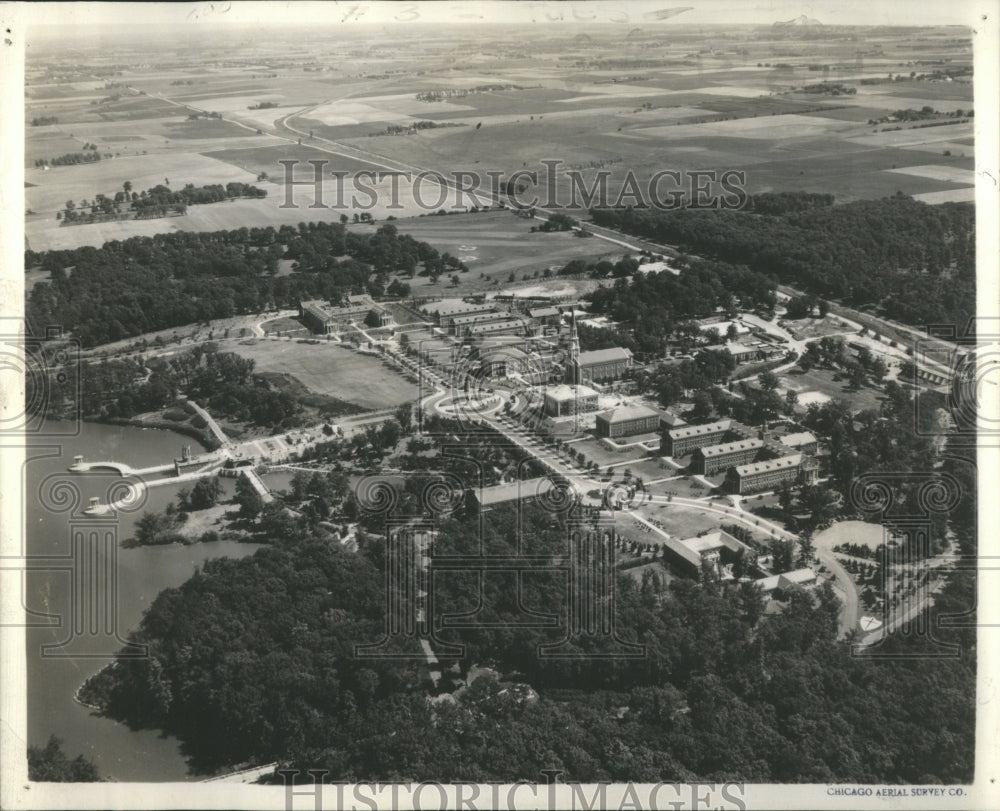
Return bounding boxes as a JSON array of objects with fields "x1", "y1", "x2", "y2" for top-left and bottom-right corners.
[
  {"x1": 229, "y1": 340, "x2": 418, "y2": 410},
  {"x1": 24, "y1": 23, "x2": 974, "y2": 254},
  {"x1": 202, "y1": 143, "x2": 381, "y2": 178}
]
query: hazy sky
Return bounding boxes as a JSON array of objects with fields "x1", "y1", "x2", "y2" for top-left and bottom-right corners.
[{"x1": 18, "y1": 0, "x2": 984, "y2": 38}]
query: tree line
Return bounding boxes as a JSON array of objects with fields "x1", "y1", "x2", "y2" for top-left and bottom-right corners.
[
  {"x1": 26, "y1": 221, "x2": 449, "y2": 347},
  {"x1": 582, "y1": 257, "x2": 776, "y2": 358},
  {"x1": 80, "y1": 494, "x2": 975, "y2": 783},
  {"x1": 34, "y1": 148, "x2": 101, "y2": 168},
  {"x1": 589, "y1": 193, "x2": 975, "y2": 330}
]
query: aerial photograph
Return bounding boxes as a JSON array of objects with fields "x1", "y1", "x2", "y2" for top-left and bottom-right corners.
[{"x1": 3, "y1": 1, "x2": 994, "y2": 809}]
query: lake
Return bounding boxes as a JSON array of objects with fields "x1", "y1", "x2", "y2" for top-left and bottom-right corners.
[{"x1": 24, "y1": 420, "x2": 263, "y2": 781}]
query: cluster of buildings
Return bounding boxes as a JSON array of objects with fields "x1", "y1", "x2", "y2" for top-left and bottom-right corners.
[
  {"x1": 662, "y1": 419, "x2": 819, "y2": 494},
  {"x1": 694, "y1": 314, "x2": 787, "y2": 365}
]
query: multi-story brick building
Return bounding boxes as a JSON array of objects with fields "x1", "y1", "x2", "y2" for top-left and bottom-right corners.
[
  {"x1": 426, "y1": 299, "x2": 495, "y2": 326},
  {"x1": 448, "y1": 311, "x2": 515, "y2": 335},
  {"x1": 595, "y1": 404, "x2": 661, "y2": 438},
  {"x1": 577, "y1": 347, "x2": 633, "y2": 383},
  {"x1": 543, "y1": 384, "x2": 600, "y2": 417},
  {"x1": 299, "y1": 295, "x2": 389, "y2": 334},
  {"x1": 691, "y1": 438, "x2": 764, "y2": 476},
  {"x1": 730, "y1": 454, "x2": 805, "y2": 494},
  {"x1": 779, "y1": 431, "x2": 819, "y2": 455},
  {"x1": 662, "y1": 419, "x2": 735, "y2": 457},
  {"x1": 463, "y1": 317, "x2": 529, "y2": 339},
  {"x1": 661, "y1": 529, "x2": 754, "y2": 580}
]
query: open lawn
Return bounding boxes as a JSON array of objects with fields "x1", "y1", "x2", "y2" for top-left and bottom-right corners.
[
  {"x1": 229, "y1": 340, "x2": 418, "y2": 410},
  {"x1": 365, "y1": 210, "x2": 623, "y2": 293},
  {"x1": 636, "y1": 503, "x2": 728, "y2": 539},
  {"x1": 781, "y1": 316, "x2": 857, "y2": 341},
  {"x1": 561, "y1": 436, "x2": 648, "y2": 469},
  {"x1": 780, "y1": 365, "x2": 885, "y2": 414},
  {"x1": 814, "y1": 520, "x2": 887, "y2": 553}
]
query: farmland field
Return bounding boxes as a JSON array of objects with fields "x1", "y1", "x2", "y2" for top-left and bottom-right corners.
[
  {"x1": 228, "y1": 340, "x2": 418, "y2": 410},
  {"x1": 22, "y1": 24, "x2": 974, "y2": 253}
]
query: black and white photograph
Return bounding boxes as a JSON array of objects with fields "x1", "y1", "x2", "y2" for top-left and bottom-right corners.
[{"x1": 1, "y1": 2, "x2": 997, "y2": 809}]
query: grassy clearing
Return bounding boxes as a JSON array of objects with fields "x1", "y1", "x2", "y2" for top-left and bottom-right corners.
[
  {"x1": 231, "y1": 340, "x2": 418, "y2": 410},
  {"x1": 779, "y1": 365, "x2": 885, "y2": 413}
]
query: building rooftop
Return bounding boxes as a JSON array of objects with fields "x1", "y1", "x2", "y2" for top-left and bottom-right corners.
[
  {"x1": 301, "y1": 297, "x2": 375, "y2": 316},
  {"x1": 473, "y1": 477, "x2": 555, "y2": 506},
  {"x1": 696, "y1": 438, "x2": 764, "y2": 458},
  {"x1": 756, "y1": 567, "x2": 817, "y2": 592},
  {"x1": 659, "y1": 411, "x2": 687, "y2": 428},
  {"x1": 681, "y1": 530, "x2": 749, "y2": 555},
  {"x1": 734, "y1": 454, "x2": 802, "y2": 477},
  {"x1": 545, "y1": 384, "x2": 599, "y2": 401},
  {"x1": 529, "y1": 306, "x2": 561, "y2": 318},
  {"x1": 426, "y1": 299, "x2": 495, "y2": 318},
  {"x1": 723, "y1": 341, "x2": 760, "y2": 355},
  {"x1": 578, "y1": 347, "x2": 633, "y2": 366},
  {"x1": 449, "y1": 311, "x2": 508, "y2": 326},
  {"x1": 667, "y1": 420, "x2": 733, "y2": 440},
  {"x1": 596, "y1": 404, "x2": 660, "y2": 424},
  {"x1": 780, "y1": 431, "x2": 817, "y2": 448},
  {"x1": 465, "y1": 318, "x2": 528, "y2": 336}
]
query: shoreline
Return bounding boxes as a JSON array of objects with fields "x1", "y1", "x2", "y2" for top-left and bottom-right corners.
[{"x1": 73, "y1": 664, "x2": 112, "y2": 713}]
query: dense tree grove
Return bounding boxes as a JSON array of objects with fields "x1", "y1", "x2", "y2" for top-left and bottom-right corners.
[
  {"x1": 81, "y1": 494, "x2": 975, "y2": 782},
  {"x1": 590, "y1": 194, "x2": 974, "y2": 329},
  {"x1": 583, "y1": 259, "x2": 776, "y2": 357},
  {"x1": 25, "y1": 222, "x2": 450, "y2": 347},
  {"x1": 31, "y1": 344, "x2": 321, "y2": 431},
  {"x1": 28, "y1": 736, "x2": 101, "y2": 782}
]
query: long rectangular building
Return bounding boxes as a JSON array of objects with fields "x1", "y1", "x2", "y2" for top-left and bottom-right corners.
[
  {"x1": 464, "y1": 317, "x2": 529, "y2": 339},
  {"x1": 426, "y1": 299, "x2": 495, "y2": 325},
  {"x1": 466, "y1": 477, "x2": 555, "y2": 512},
  {"x1": 448, "y1": 311, "x2": 511, "y2": 334},
  {"x1": 691, "y1": 438, "x2": 764, "y2": 476},
  {"x1": 663, "y1": 419, "x2": 734, "y2": 457},
  {"x1": 730, "y1": 454, "x2": 802, "y2": 494}
]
